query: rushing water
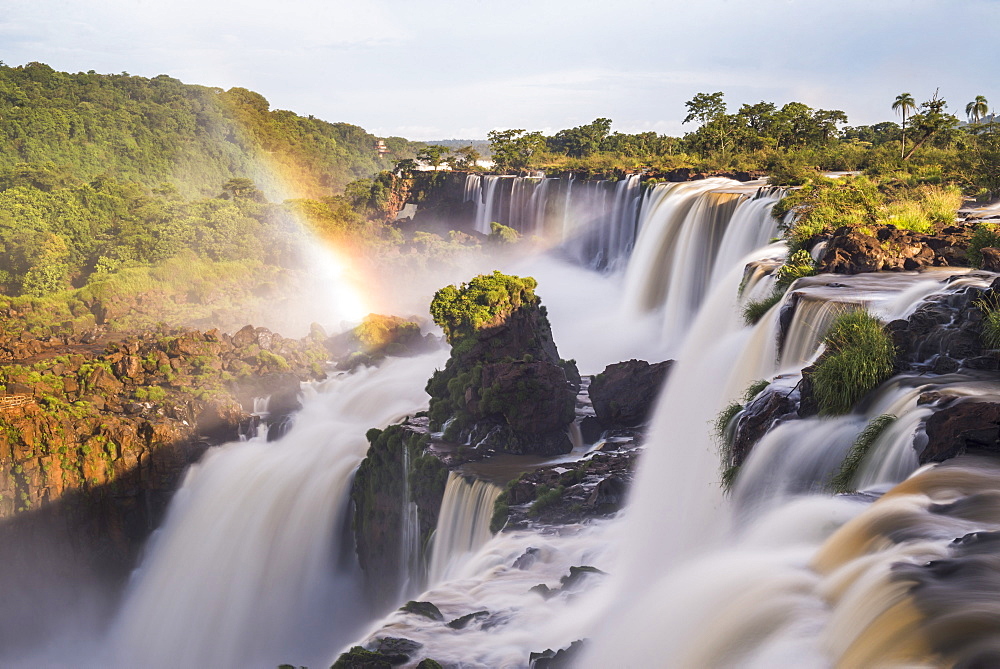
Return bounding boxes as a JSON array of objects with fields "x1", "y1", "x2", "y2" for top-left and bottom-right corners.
[
  {"x1": 23, "y1": 175, "x2": 998, "y2": 668},
  {"x1": 105, "y1": 352, "x2": 447, "y2": 669}
]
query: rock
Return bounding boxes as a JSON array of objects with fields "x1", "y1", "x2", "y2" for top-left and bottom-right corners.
[
  {"x1": 731, "y1": 388, "x2": 797, "y2": 466},
  {"x1": 530, "y1": 584, "x2": 555, "y2": 599},
  {"x1": 579, "y1": 415, "x2": 604, "y2": 444},
  {"x1": 425, "y1": 273, "x2": 578, "y2": 456},
  {"x1": 447, "y1": 610, "x2": 490, "y2": 629},
  {"x1": 352, "y1": 427, "x2": 448, "y2": 606},
  {"x1": 586, "y1": 476, "x2": 626, "y2": 511},
  {"x1": 559, "y1": 565, "x2": 606, "y2": 590},
  {"x1": 513, "y1": 546, "x2": 540, "y2": 570},
  {"x1": 331, "y1": 645, "x2": 395, "y2": 669},
  {"x1": 589, "y1": 359, "x2": 673, "y2": 427},
  {"x1": 529, "y1": 640, "x2": 587, "y2": 668},
  {"x1": 982, "y1": 247, "x2": 1000, "y2": 272},
  {"x1": 400, "y1": 600, "x2": 443, "y2": 621},
  {"x1": 921, "y1": 401, "x2": 1000, "y2": 464},
  {"x1": 364, "y1": 637, "x2": 423, "y2": 664}
]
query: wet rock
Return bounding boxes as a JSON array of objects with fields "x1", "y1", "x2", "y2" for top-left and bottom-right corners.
[
  {"x1": 731, "y1": 387, "x2": 797, "y2": 466},
  {"x1": 530, "y1": 584, "x2": 555, "y2": 599},
  {"x1": 559, "y1": 565, "x2": 606, "y2": 590},
  {"x1": 529, "y1": 640, "x2": 587, "y2": 668},
  {"x1": 400, "y1": 600, "x2": 444, "y2": 622},
  {"x1": 921, "y1": 401, "x2": 1000, "y2": 464},
  {"x1": 589, "y1": 359, "x2": 673, "y2": 427},
  {"x1": 586, "y1": 475, "x2": 626, "y2": 512},
  {"x1": 579, "y1": 415, "x2": 604, "y2": 444},
  {"x1": 364, "y1": 637, "x2": 423, "y2": 664},
  {"x1": 447, "y1": 610, "x2": 490, "y2": 629},
  {"x1": 513, "y1": 547, "x2": 540, "y2": 570},
  {"x1": 331, "y1": 645, "x2": 395, "y2": 668}
]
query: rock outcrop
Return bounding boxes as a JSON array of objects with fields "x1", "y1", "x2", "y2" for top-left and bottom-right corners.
[
  {"x1": 817, "y1": 224, "x2": 973, "y2": 274},
  {"x1": 426, "y1": 272, "x2": 578, "y2": 457},
  {"x1": 350, "y1": 422, "x2": 448, "y2": 607},
  {"x1": 588, "y1": 359, "x2": 673, "y2": 428}
]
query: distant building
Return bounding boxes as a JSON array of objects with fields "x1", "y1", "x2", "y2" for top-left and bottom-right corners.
[{"x1": 376, "y1": 139, "x2": 388, "y2": 156}]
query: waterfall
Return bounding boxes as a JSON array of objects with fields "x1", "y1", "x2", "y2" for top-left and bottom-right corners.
[
  {"x1": 400, "y1": 445, "x2": 423, "y2": 598},
  {"x1": 426, "y1": 472, "x2": 503, "y2": 585},
  {"x1": 464, "y1": 173, "x2": 647, "y2": 269},
  {"x1": 104, "y1": 351, "x2": 448, "y2": 669}
]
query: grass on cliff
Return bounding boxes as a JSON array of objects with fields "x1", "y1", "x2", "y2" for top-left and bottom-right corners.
[
  {"x1": 830, "y1": 414, "x2": 896, "y2": 493},
  {"x1": 774, "y1": 176, "x2": 964, "y2": 254},
  {"x1": 811, "y1": 311, "x2": 895, "y2": 416}
]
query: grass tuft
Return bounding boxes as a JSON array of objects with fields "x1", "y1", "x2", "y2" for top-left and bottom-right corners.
[
  {"x1": 811, "y1": 311, "x2": 895, "y2": 416},
  {"x1": 830, "y1": 414, "x2": 896, "y2": 493}
]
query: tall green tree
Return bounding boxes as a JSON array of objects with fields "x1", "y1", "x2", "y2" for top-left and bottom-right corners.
[
  {"x1": 487, "y1": 129, "x2": 545, "y2": 171},
  {"x1": 966, "y1": 95, "x2": 989, "y2": 124},
  {"x1": 416, "y1": 145, "x2": 451, "y2": 169},
  {"x1": 892, "y1": 92, "x2": 917, "y2": 159}
]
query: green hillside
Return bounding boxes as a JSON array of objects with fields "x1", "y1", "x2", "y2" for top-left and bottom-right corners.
[{"x1": 0, "y1": 62, "x2": 422, "y2": 200}]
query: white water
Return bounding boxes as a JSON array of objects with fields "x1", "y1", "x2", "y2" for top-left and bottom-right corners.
[
  {"x1": 104, "y1": 351, "x2": 447, "y2": 669},
  {"x1": 426, "y1": 472, "x2": 503, "y2": 585}
]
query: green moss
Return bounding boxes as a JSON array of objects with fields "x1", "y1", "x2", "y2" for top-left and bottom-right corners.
[
  {"x1": 979, "y1": 294, "x2": 1000, "y2": 349},
  {"x1": 811, "y1": 311, "x2": 895, "y2": 416},
  {"x1": 830, "y1": 414, "x2": 896, "y2": 493}
]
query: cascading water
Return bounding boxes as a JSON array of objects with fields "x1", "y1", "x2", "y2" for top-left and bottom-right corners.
[
  {"x1": 426, "y1": 472, "x2": 503, "y2": 585},
  {"x1": 103, "y1": 351, "x2": 447, "y2": 669},
  {"x1": 464, "y1": 173, "x2": 646, "y2": 270}
]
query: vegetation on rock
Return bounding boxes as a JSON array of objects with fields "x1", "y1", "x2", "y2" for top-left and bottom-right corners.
[{"x1": 809, "y1": 311, "x2": 895, "y2": 416}]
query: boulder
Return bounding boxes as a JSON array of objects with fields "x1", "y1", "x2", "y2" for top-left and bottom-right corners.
[
  {"x1": 589, "y1": 359, "x2": 673, "y2": 427},
  {"x1": 921, "y1": 401, "x2": 1000, "y2": 464},
  {"x1": 982, "y1": 247, "x2": 1000, "y2": 272}
]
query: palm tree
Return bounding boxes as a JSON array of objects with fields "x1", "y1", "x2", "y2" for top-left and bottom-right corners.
[
  {"x1": 966, "y1": 95, "x2": 989, "y2": 124},
  {"x1": 892, "y1": 92, "x2": 916, "y2": 159}
]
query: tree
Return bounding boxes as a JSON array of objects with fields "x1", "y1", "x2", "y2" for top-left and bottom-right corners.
[
  {"x1": 549, "y1": 117, "x2": 613, "y2": 158},
  {"x1": 966, "y1": 95, "x2": 989, "y2": 124},
  {"x1": 892, "y1": 92, "x2": 916, "y2": 159},
  {"x1": 393, "y1": 158, "x2": 417, "y2": 175},
  {"x1": 904, "y1": 91, "x2": 959, "y2": 160},
  {"x1": 416, "y1": 145, "x2": 450, "y2": 169},
  {"x1": 450, "y1": 146, "x2": 481, "y2": 170},
  {"x1": 487, "y1": 129, "x2": 545, "y2": 171},
  {"x1": 683, "y1": 92, "x2": 726, "y2": 126}
]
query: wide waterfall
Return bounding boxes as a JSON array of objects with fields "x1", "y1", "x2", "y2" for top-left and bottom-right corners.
[
  {"x1": 27, "y1": 174, "x2": 998, "y2": 668},
  {"x1": 463, "y1": 173, "x2": 773, "y2": 272}
]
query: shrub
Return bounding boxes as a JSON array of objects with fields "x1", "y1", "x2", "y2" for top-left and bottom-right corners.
[
  {"x1": 830, "y1": 414, "x2": 896, "y2": 493},
  {"x1": 429, "y1": 271, "x2": 538, "y2": 344},
  {"x1": 811, "y1": 311, "x2": 895, "y2": 415},
  {"x1": 528, "y1": 484, "x2": 564, "y2": 517},
  {"x1": 775, "y1": 249, "x2": 817, "y2": 290},
  {"x1": 977, "y1": 294, "x2": 1000, "y2": 348}
]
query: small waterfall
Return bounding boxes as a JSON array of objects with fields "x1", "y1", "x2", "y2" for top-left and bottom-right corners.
[
  {"x1": 426, "y1": 472, "x2": 503, "y2": 585},
  {"x1": 399, "y1": 445, "x2": 423, "y2": 598}
]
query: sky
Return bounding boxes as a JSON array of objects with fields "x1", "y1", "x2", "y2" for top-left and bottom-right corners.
[{"x1": 2, "y1": 0, "x2": 997, "y2": 141}]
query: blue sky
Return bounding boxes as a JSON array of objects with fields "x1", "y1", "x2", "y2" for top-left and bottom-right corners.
[{"x1": 2, "y1": 0, "x2": 996, "y2": 140}]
